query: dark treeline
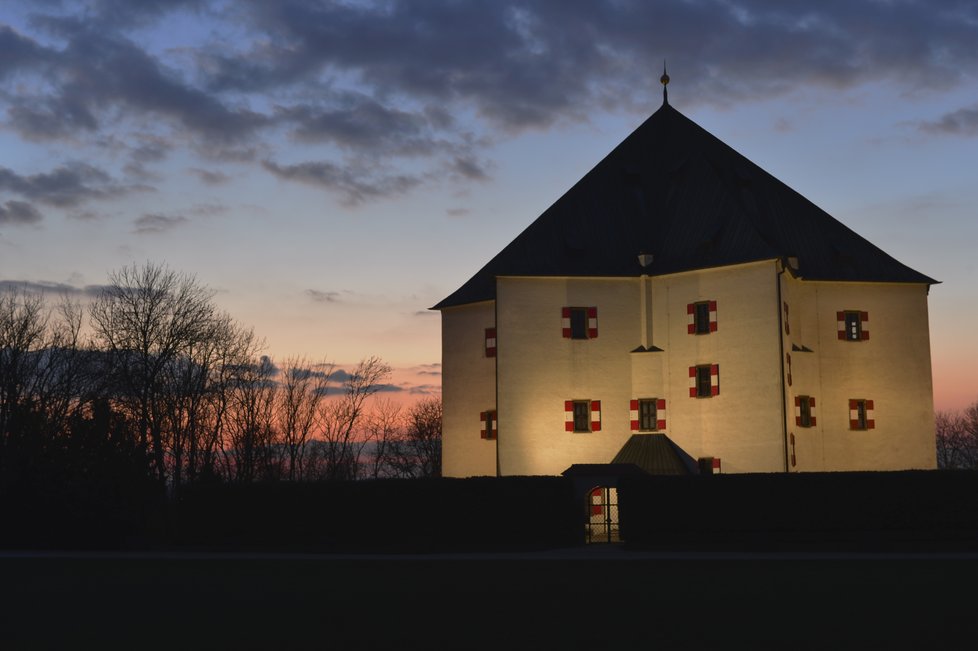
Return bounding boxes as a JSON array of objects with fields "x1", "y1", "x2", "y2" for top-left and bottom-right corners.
[{"x1": 0, "y1": 262, "x2": 441, "y2": 501}]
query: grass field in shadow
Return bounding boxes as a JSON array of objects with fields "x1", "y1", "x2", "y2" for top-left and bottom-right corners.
[{"x1": 3, "y1": 552, "x2": 976, "y2": 649}]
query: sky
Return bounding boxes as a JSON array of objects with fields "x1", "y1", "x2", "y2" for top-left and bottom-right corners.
[{"x1": 0, "y1": 0, "x2": 976, "y2": 411}]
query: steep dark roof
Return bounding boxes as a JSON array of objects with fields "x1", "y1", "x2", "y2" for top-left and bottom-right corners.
[
  {"x1": 434, "y1": 102, "x2": 935, "y2": 309},
  {"x1": 611, "y1": 434, "x2": 698, "y2": 476}
]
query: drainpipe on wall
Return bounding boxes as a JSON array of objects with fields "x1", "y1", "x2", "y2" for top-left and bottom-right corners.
[{"x1": 776, "y1": 260, "x2": 790, "y2": 473}]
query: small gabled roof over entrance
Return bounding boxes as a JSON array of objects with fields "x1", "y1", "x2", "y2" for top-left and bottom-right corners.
[
  {"x1": 611, "y1": 434, "x2": 698, "y2": 476},
  {"x1": 435, "y1": 99, "x2": 936, "y2": 310}
]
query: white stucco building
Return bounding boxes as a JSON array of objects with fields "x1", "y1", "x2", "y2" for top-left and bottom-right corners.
[{"x1": 434, "y1": 88, "x2": 938, "y2": 478}]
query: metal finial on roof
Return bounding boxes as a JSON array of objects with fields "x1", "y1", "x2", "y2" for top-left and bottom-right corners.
[{"x1": 660, "y1": 60, "x2": 670, "y2": 106}]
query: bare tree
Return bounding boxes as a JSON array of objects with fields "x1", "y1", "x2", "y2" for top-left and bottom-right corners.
[
  {"x1": 0, "y1": 290, "x2": 94, "y2": 445},
  {"x1": 364, "y1": 398, "x2": 403, "y2": 479},
  {"x1": 89, "y1": 262, "x2": 219, "y2": 482},
  {"x1": 382, "y1": 397, "x2": 442, "y2": 478},
  {"x1": 33, "y1": 296, "x2": 91, "y2": 435},
  {"x1": 315, "y1": 356, "x2": 392, "y2": 481},
  {"x1": 937, "y1": 403, "x2": 978, "y2": 469},
  {"x1": 277, "y1": 357, "x2": 333, "y2": 481},
  {"x1": 0, "y1": 290, "x2": 50, "y2": 444},
  {"x1": 224, "y1": 355, "x2": 278, "y2": 482}
]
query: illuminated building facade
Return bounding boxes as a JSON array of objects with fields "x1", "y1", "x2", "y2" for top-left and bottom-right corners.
[{"x1": 434, "y1": 89, "x2": 937, "y2": 477}]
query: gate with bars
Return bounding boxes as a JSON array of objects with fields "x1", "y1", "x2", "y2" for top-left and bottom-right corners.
[{"x1": 586, "y1": 486, "x2": 620, "y2": 544}]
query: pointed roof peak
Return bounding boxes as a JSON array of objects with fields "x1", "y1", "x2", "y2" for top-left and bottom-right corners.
[{"x1": 660, "y1": 60, "x2": 670, "y2": 106}]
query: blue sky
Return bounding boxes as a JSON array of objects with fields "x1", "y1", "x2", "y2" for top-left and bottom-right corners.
[{"x1": 1, "y1": 1, "x2": 976, "y2": 409}]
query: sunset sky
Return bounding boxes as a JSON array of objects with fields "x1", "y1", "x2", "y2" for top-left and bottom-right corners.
[{"x1": 1, "y1": 1, "x2": 976, "y2": 411}]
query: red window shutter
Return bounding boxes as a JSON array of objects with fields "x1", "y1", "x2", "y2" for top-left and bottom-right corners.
[
  {"x1": 561, "y1": 307, "x2": 572, "y2": 338},
  {"x1": 861, "y1": 312, "x2": 870, "y2": 340},
  {"x1": 783, "y1": 302, "x2": 790, "y2": 335},
  {"x1": 590, "y1": 488, "x2": 603, "y2": 516},
  {"x1": 710, "y1": 364, "x2": 720, "y2": 396},
  {"x1": 837, "y1": 311, "x2": 846, "y2": 340},
  {"x1": 686, "y1": 303, "x2": 696, "y2": 334},
  {"x1": 794, "y1": 396, "x2": 802, "y2": 426},
  {"x1": 564, "y1": 400, "x2": 574, "y2": 432},
  {"x1": 629, "y1": 400, "x2": 639, "y2": 432},
  {"x1": 590, "y1": 400, "x2": 601, "y2": 432},
  {"x1": 809, "y1": 397, "x2": 817, "y2": 426},
  {"x1": 657, "y1": 399, "x2": 667, "y2": 430},
  {"x1": 485, "y1": 327, "x2": 497, "y2": 357},
  {"x1": 688, "y1": 366, "x2": 697, "y2": 397},
  {"x1": 480, "y1": 411, "x2": 487, "y2": 439},
  {"x1": 587, "y1": 307, "x2": 598, "y2": 338},
  {"x1": 849, "y1": 399, "x2": 860, "y2": 429},
  {"x1": 709, "y1": 300, "x2": 718, "y2": 332},
  {"x1": 866, "y1": 399, "x2": 875, "y2": 429}
]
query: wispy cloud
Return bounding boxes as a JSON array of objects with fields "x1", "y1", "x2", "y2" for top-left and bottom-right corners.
[
  {"x1": 133, "y1": 213, "x2": 189, "y2": 234},
  {"x1": 305, "y1": 289, "x2": 341, "y2": 303},
  {"x1": 263, "y1": 159, "x2": 421, "y2": 206},
  {"x1": 189, "y1": 168, "x2": 231, "y2": 185},
  {"x1": 919, "y1": 104, "x2": 978, "y2": 137},
  {"x1": 0, "y1": 279, "x2": 109, "y2": 297},
  {"x1": 0, "y1": 162, "x2": 149, "y2": 207}
]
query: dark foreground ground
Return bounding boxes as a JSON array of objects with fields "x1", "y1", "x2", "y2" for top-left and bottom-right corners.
[{"x1": 3, "y1": 547, "x2": 976, "y2": 650}]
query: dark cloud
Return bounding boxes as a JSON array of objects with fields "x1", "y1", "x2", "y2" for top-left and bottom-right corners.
[
  {"x1": 3, "y1": 18, "x2": 266, "y2": 148},
  {"x1": 262, "y1": 159, "x2": 421, "y2": 205},
  {"x1": 0, "y1": 200, "x2": 43, "y2": 226},
  {"x1": 446, "y1": 207, "x2": 469, "y2": 217},
  {"x1": 227, "y1": 1, "x2": 978, "y2": 128},
  {"x1": 85, "y1": 0, "x2": 210, "y2": 29},
  {"x1": 450, "y1": 156, "x2": 490, "y2": 181},
  {"x1": 0, "y1": 279, "x2": 108, "y2": 297},
  {"x1": 189, "y1": 168, "x2": 231, "y2": 185},
  {"x1": 259, "y1": 355, "x2": 280, "y2": 377},
  {"x1": 0, "y1": 162, "x2": 148, "y2": 207},
  {"x1": 6, "y1": 95, "x2": 99, "y2": 140},
  {"x1": 305, "y1": 289, "x2": 341, "y2": 303},
  {"x1": 408, "y1": 384, "x2": 440, "y2": 395},
  {"x1": 58, "y1": 28, "x2": 266, "y2": 144},
  {"x1": 4, "y1": 1, "x2": 978, "y2": 206},
  {"x1": 286, "y1": 367, "x2": 331, "y2": 381},
  {"x1": 919, "y1": 104, "x2": 978, "y2": 137},
  {"x1": 277, "y1": 93, "x2": 440, "y2": 156},
  {"x1": 0, "y1": 24, "x2": 51, "y2": 79},
  {"x1": 67, "y1": 209, "x2": 106, "y2": 221},
  {"x1": 133, "y1": 213, "x2": 189, "y2": 234},
  {"x1": 128, "y1": 135, "x2": 171, "y2": 164},
  {"x1": 188, "y1": 202, "x2": 228, "y2": 216},
  {"x1": 412, "y1": 310, "x2": 438, "y2": 317}
]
